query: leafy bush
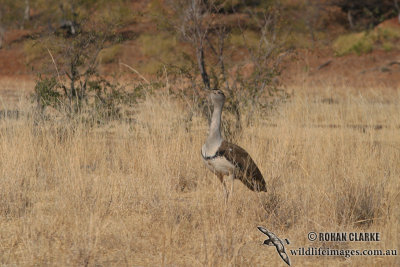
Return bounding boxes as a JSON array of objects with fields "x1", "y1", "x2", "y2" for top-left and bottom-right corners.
[
  {"x1": 34, "y1": 76, "x2": 61, "y2": 110},
  {"x1": 24, "y1": 40, "x2": 44, "y2": 65},
  {"x1": 382, "y1": 41, "x2": 394, "y2": 51},
  {"x1": 333, "y1": 26, "x2": 400, "y2": 56},
  {"x1": 333, "y1": 32, "x2": 373, "y2": 56},
  {"x1": 375, "y1": 27, "x2": 400, "y2": 41},
  {"x1": 30, "y1": 12, "x2": 144, "y2": 122},
  {"x1": 33, "y1": 73, "x2": 148, "y2": 123}
]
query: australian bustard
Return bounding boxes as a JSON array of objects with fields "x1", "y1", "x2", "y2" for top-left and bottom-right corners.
[{"x1": 201, "y1": 89, "x2": 267, "y2": 200}]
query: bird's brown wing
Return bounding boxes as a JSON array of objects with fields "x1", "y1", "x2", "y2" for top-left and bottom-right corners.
[{"x1": 217, "y1": 140, "x2": 267, "y2": 192}]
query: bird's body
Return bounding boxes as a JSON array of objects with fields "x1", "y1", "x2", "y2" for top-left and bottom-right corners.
[
  {"x1": 202, "y1": 140, "x2": 267, "y2": 192},
  {"x1": 202, "y1": 145, "x2": 235, "y2": 176},
  {"x1": 202, "y1": 89, "x2": 267, "y2": 199}
]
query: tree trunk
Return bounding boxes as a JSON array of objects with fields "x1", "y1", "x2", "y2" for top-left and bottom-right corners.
[
  {"x1": 196, "y1": 42, "x2": 211, "y2": 90},
  {"x1": 0, "y1": 10, "x2": 3, "y2": 49},
  {"x1": 0, "y1": 28, "x2": 4, "y2": 49},
  {"x1": 24, "y1": 0, "x2": 30, "y2": 22},
  {"x1": 347, "y1": 10, "x2": 354, "y2": 29},
  {"x1": 21, "y1": 0, "x2": 30, "y2": 29}
]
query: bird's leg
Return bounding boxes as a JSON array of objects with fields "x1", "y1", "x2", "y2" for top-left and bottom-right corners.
[
  {"x1": 217, "y1": 174, "x2": 229, "y2": 204},
  {"x1": 229, "y1": 173, "x2": 235, "y2": 200}
]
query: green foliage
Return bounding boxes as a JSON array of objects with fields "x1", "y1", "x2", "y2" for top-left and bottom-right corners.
[
  {"x1": 382, "y1": 42, "x2": 394, "y2": 52},
  {"x1": 87, "y1": 0, "x2": 135, "y2": 26},
  {"x1": 87, "y1": 77, "x2": 140, "y2": 121},
  {"x1": 23, "y1": 40, "x2": 45, "y2": 65},
  {"x1": 138, "y1": 33, "x2": 190, "y2": 74},
  {"x1": 23, "y1": 36, "x2": 65, "y2": 66},
  {"x1": 29, "y1": 8, "x2": 141, "y2": 122},
  {"x1": 34, "y1": 76, "x2": 61, "y2": 110},
  {"x1": 333, "y1": 32, "x2": 373, "y2": 56},
  {"x1": 0, "y1": 0, "x2": 27, "y2": 28},
  {"x1": 33, "y1": 73, "x2": 145, "y2": 122},
  {"x1": 374, "y1": 27, "x2": 400, "y2": 52},
  {"x1": 333, "y1": 27, "x2": 400, "y2": 56},
  {"x1": 139, "y1": 33, "x2": 177, "y2": 58},
  {"x1": 375, "y1": 27, "x2": 400, "y2": 42},
  {"x1": 99, "y1": 44, "x2": 122, "y2": 64},
  {"x1": 213, "y1": 0, "x2": 276, "y2": 12}
]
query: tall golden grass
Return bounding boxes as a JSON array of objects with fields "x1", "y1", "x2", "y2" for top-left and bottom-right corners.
[{"x1": 0, "y1": 85, "x2": 399, "y2": 266}]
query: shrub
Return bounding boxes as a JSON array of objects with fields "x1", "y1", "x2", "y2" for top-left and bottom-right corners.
[
  {"x1": 376, "y1": 27, "x2": 400, "y2": 42},
  {"x1": 30, "y1": 16, "x2": 144, "y2": 122},
  {"x1": 333, "y1": 26, "x2": 400, "y2": 56},
  {"x1": 34, "y1": 76, "x2": 61, "y2": 110},
  {"x1": 382, "y1": 41, "x2": 394, "y2": 51},
  {"x1": 333, "y1": 32, "x2": 373, "y2": 56}
]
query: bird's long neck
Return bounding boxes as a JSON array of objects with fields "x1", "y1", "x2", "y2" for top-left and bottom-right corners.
[{"x1": 207, "y1": 102, "x2": 223, "y2": 143}]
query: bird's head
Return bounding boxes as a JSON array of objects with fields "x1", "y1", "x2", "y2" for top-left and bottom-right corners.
[{"x1": 210, "y1": 89, "x2": 225, "y2": 106}]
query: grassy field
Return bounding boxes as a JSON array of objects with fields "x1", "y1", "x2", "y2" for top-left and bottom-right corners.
[{"x1": 0, "y1": 84, "x2": 399, "y2": 266}]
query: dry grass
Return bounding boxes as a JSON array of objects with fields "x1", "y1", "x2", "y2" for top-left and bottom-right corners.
[{"x1": 0, "y1": 84, "x2": 399, "y2": 266}]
